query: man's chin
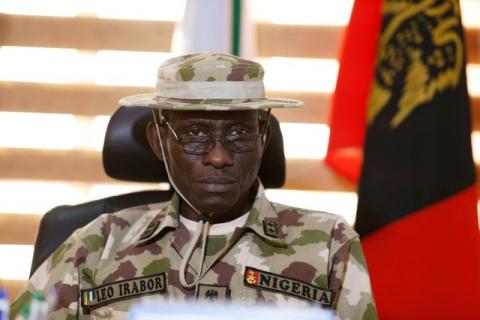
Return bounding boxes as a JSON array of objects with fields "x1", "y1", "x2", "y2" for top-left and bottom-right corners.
[
  {"x1": 191, "y1": 196, "x2": 240, "y2": 218},
  {"x1": 196, "y1": 202, "x2": 236, "y2": 217}
]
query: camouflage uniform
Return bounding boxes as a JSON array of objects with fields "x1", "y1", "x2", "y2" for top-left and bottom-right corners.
[
  {"x1": 11, "y1": 53, "x2": 377, "y2": 319},
  {"x1": 11, "y1": 184, "x2": 377, "y2": 320}
]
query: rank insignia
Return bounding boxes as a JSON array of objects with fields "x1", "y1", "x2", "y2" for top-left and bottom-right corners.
[
  {"x1": 196, "y1": 284, "x2": 230, "y2": 303},
  {"x1": 139, "y1": 220, "x2": 160, "y2": 240},
  {"x1": 263, "y1": 218, "x2": 282, "y2": 238},
  {"x1": 243, "y1": 267, "x2": 333, "y2": 307}
]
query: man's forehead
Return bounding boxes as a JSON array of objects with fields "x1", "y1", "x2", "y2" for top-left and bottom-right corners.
[{"x1": 163, "y1": 110, "x2": 259, "y2": 123}]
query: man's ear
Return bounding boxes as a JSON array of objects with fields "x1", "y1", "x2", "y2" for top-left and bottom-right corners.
[{"x1": 146, "y1": 121, "x2": 164, "y2": 161}]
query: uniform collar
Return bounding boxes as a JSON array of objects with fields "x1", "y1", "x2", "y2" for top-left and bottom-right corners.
[
  {"x1": 244, "y1": 182, "x2": 287, "y2": 246},
  {"x1": 134, "y1": 193, "x2": 180, "y2": 245},
  {"x1": 134, "y1": 182, "x2": 286, "y2": 246}
]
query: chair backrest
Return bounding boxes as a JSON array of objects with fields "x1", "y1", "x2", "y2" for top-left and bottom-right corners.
[
  {"x1": 30, "y1": 107, "x2": 286, "y2": 276},
  {"x1": 102, "y1": 106, "x2": 286, "y2": 187},
  {"x1": 30, "y1": 190, "x2": 173, "y2": 276}
]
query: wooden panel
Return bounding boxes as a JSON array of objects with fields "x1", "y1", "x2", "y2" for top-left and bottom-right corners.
[
  {"x1": 1, "y1": 15, "x2": 477, "y2": 61},
  {"x1": 257, "y1": 24, "x2": 480, "y2": 63},
  {"x1": 0, "y1": 81, "x2": 150, "y2": 115},
  {"x1": 256, "y1": 24, "x2": 342, "y2": 59},
  {"x1": 2, "y1": 279, "x2": 27, "y2": 301},
  {"x1": 0, "y1": 14, "x2": 173, "y2": 51},
  {"x1": 271, "y1": 91, "x2": 330, "y2": 123},
  {"x1": 466, "y1": 28, "x2": 480, "y2": 64},
  {"x1": 2, "y1": 81, "x2": 480, "y2": 129},
  {"x1": 0, "y1": 83, "x2": 331, "y2": 122},
  {"x1": 0, "y1": 214, "x2": 41, "y2": 244},
  {"x1": 0, "y1": 82, "x2": 330, "y2": 122},
  {"x1": 0, "y1": 148, "x2": 111, "y2": 183},
  {"x1": 285, "y1": 159, "x2": 356, "y2": 191},
  {"x1": 471, "y1": 98, "x2": 480, "y2": 131}
]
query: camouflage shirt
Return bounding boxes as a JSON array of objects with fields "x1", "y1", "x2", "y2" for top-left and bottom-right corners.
[{"x1": 11, "y1": 184, "x2": 377, "y2": 319}]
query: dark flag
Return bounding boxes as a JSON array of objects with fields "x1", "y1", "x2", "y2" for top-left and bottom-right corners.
[{"x1": 327, "y1": 0, "x2": 480, "y2": 318}]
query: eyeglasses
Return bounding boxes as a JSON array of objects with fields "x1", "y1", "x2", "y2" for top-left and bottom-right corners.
[{"x1": 161, "y1": 116, "x2": 265, "y2": 155}]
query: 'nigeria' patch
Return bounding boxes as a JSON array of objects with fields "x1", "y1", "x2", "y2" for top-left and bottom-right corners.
[
  {"x1": 81, "y1": 272, "x2": 167, "y2": 313},
  {"x1": 244, "y1": 267, "x2": 333, "y2": 307}
]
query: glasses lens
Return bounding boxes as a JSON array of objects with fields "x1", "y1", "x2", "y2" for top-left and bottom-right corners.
[
  {"x1": 182, "y1": 136, "x2": 213, "y2": 155},
  {"x1": 181, "y1": 134, "x2": 259, "y2": 154},
  {"x1": 224, "y1": 134, "x2": 259, "y2": 153}
]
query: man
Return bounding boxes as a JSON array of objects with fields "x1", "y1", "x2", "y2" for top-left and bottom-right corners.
[{"x1": 11, "y1": 53, "x2": 377, "y2": 319}]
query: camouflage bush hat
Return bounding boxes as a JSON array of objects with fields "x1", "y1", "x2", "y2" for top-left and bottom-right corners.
[{"x1": 119, "y1": 52, "x2": 303, "y2": 110}]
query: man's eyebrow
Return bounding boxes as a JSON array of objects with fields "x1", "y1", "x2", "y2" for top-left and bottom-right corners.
[
  {"x1": 175, "y1": 118, "x2": 257, "y2": 126},
  {"x1": 173, "y1": 119, "x2": 211, "y2": 128}
]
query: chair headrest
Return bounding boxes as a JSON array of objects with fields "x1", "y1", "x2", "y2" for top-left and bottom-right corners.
[{"x1": 102, "y1": 106, "x2": 285, "y2": 188}]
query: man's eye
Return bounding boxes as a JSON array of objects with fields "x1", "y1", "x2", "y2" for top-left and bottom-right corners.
[
  {"x1": 185, "y1": 127, "x2": 207, "y2": 136},
  {"x1": 229, "y1": 126, "x2": 249, "y2": 136}
]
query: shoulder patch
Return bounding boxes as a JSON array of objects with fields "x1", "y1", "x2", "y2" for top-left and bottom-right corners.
[
  {"x1": 244, "y1": 267, "x2": 333, "y2": 307},
  {"x1": 139, "y1": 220, "x2": 160, "y2": 241},
  {"x1": 81, "y1": 272, "x2": 167, "y2": 313}
]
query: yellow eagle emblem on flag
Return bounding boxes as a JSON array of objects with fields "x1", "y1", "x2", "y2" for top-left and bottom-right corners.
[{"x1": 368, "y1": 0, "x2": 463, "y2": 128}]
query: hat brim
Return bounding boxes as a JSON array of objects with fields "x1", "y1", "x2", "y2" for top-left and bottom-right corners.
[{"x1": 119, "y1": 93, "x2": 303, "y2": 110}]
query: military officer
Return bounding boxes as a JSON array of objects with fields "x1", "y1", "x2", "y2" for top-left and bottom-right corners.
[{"x1": 10, "y1": 52, "x2": 377, "y2": 320}]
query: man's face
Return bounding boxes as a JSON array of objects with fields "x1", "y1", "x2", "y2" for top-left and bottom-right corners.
[{"x1": 149, "y1": 110, "x2": 265, "y2": 222}]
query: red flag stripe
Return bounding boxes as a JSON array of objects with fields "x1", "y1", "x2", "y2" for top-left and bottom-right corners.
[
  {"x1": 325, "y1": 0, "x2": 383, "y2": 182},
  {"x1": 362, "y1": 184, "x2": 480, "y2": 319}
]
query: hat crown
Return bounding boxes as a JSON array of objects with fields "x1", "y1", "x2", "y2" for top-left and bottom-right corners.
[
  {"x1": 118, "y1": 51, "x2": 303, "y2": 110},
  {"x1": 158, "y1": 52, "x2": 264, "y2": 82}
]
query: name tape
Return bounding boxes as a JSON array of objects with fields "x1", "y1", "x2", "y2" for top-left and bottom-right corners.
[{"x1": 81, "y1": 272, "x2": 167, "y2": 312}]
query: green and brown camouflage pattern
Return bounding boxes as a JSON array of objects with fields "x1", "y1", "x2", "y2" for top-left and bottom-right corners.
[
  {"x1": 158, "y1": 52, "x2": 264, "y2": 82},
  {"x1": 119, "y1": 52, "x2": 303, "y2": 110},
  {"x1": 11, "y1": 184, "x2": 376, "y2": 320}
]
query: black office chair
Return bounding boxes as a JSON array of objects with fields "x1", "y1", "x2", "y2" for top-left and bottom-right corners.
[{"x1": 30, "y1": 107, "x2": 286, "y2": 277}]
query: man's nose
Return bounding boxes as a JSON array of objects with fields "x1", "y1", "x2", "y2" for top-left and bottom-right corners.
[{"x1": 202, "y1": 141, "x2": 234, "y2": 168}]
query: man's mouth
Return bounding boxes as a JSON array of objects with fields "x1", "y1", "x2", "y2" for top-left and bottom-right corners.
[
  {"x1": 197, "y1": 176, "x2": 237, "y2": 184},
  {"x1": 195, "y1": 176, "x2": 237, "y2": 192}
]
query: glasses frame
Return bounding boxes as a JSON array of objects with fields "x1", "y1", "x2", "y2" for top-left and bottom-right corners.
[{"x1": 158, "y1": 110, "x2": 271, "y2": 155}]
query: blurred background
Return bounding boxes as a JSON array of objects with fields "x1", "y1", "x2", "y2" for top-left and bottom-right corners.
[{"x1": 0, "y1": 0, "x2": 479, "y2": 300}]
